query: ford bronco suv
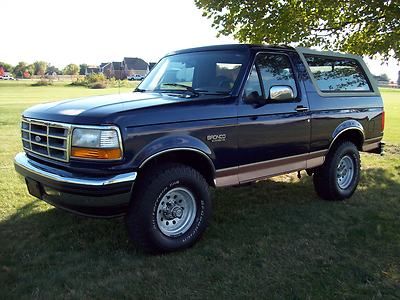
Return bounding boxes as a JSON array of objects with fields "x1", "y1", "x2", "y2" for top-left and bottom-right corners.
[{"x1": 14, "y1": 45, "x2": 384, "y2": 253}]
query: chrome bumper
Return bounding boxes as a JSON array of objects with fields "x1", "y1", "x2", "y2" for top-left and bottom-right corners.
[
  {"x1": 14, "y1": 152, "x2": 136, "y2": 186},
  {"x1": 14, "y1": 152, "x2": 137, "y2": 217}
]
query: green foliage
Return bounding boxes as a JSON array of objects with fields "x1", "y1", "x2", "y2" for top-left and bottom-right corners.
[
  {"x1": 33, "y1": 61, "x2": 48, "y2": 76},
  {"x1": 85, "y1": 72, "x2": 106, "y2": 84},
  {"x1": 69, "y1": 73, "x2": 107, "y2": 89},
  {"x1": 195, "y1": 0, "x2": 400, "y2": 60},
  {"x1": 46, "y1": 65, "x2": 61, "y2": 75},
  {"x1": 0, "y1": 61, "x2": 14, "y2": 73},
  {"x1": 88, "y1": 82, "x2": 107, "y2": 89},
  {"x1": 373, "y1": 73, "x2": 390, "y2": 82},
  {"x1": 79, "y1": 63, "x2": 88, "y2": 75},
  {"x1": 86, "y1": 73, "x2": 107, "y2": 89},
  {"x1": 13, "y1": 62, "x2": 28, "y2": 78},
  {"x1": 63, "y1": 64, "x2": 79, "y2": 76},
  {"x1": 69, "y1": 77, "x2": 87, "y2": 86},
  {"x1": 31, "y1": 79, "x2": 53, "y2": 86}
]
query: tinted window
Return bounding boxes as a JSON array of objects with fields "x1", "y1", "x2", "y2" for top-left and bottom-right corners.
[
  {"x1": 256, "y1": 53, "x2": 297, "y2": 98},
  {"x1": 304, "y1": 55, "x2": 371, "y2": 92}
]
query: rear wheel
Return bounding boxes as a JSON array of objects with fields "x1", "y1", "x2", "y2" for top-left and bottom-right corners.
[
  {"x1": 313, "y1": 141, "x2": 360, "y2": 200},
  {"x1": 126, "y1": 163, "x2": 211, "y2": 253}
]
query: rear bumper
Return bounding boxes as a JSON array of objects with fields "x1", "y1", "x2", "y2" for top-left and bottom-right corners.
[{"x1": 14, "y1": 152, "x2": 136, "y2": 217}]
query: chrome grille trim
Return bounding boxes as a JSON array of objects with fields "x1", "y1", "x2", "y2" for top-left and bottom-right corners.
[{"x1": 21, "y1": 118, "x2": 71, "y2": 162}]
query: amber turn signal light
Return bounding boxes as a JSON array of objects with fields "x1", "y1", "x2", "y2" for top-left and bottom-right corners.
[{"x1": 71, "y1": 147, "x2": 122, "y2": 160}]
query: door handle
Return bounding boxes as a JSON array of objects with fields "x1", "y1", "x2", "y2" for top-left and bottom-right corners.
[{"x1": 295, "y1": 105, "x2": 309, "y2": 112}]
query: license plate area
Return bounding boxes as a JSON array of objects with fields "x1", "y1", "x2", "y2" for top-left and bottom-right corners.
[{"x1": 25, "y1": 178, "x2": 43, "y2": 199}]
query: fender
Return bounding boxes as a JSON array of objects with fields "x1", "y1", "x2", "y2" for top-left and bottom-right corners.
[
  {"x1": 133, "y1": 135, "x2": 215, "y2": 170},
  {"x1": 329, "y1": 120, "x2": 365, "y2": 149}
]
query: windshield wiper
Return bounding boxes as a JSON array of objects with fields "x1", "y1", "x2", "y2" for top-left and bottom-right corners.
[
  {"x1": 134, "y1": 87, "x2": 146, "y2": 92},
  {"x1": 162, "y1": 83, "x2": 199, "y2": 96}
]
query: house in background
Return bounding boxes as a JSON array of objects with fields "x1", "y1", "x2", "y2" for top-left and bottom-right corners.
[
  {"x1": 149, "y1": 62, "x2": 157, "y2": 71},
  {"x1": 112, "y1": 62, "x2": 124, "y2": 79},
  {"x1": 84, "y1": 57, "x2": 150, "y2": 79},
  {"x1": 123, "y1": 57, "x2": 149, "y2": 77},
  {"x1": 85, "y1": 66, "x2": 100, "y2": 75},
  {"x1": 99, "y1": 63, "x2": 113, "y2": 78}
]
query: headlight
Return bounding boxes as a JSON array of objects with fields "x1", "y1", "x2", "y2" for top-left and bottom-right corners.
[{"x1": 71, "y1": 127, "x2": 122, "y2": 160}]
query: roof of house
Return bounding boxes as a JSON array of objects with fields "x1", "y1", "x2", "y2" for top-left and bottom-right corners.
[
  {"x1": 112, "y1": 62, "x2": 123, "y2": 70},
  {"x1": 86, "y1": 67, "x2": 99, "y2": 73},
  {"x1": 99, "y1": 62, "x2": 111, "y2": 69},
  {"x1": 123, "y1": 57, "x2": 148, "y2": 70}
]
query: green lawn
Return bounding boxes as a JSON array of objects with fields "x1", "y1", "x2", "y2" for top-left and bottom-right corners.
[{"x1": 0, "y1": 82, "x2": 399, "y2": 298}]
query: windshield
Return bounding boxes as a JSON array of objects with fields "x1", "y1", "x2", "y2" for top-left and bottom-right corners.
[{"x1": 137, "y1": 50, "x2": 248, "y2": 95}]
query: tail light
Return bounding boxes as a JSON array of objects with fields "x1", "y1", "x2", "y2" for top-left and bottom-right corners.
[{"x1": 381, "y1": 111, "x2": 385, "y2": 131}]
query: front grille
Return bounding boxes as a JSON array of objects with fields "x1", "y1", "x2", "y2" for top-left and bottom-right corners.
[{"x1": 21, "y1": 118, "x2": 71, "y2": 162}]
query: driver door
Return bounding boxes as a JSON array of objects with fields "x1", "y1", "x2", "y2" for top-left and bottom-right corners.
[{"x1": 237, "y1": 52, "x2": 311, "y2": 183}]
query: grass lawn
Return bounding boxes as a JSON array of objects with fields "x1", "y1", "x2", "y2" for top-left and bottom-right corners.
[{"x1": 0, "y1": 82, "x2": 399, "y2": 298}]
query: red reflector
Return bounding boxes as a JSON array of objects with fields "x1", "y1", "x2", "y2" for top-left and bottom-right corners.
[{"x1": 381, "y1": 111, "x2": 385, "y2": 131}]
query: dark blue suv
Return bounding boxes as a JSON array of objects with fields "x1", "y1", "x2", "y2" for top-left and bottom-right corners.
[{"x1": 14, "y1": 44, "x2": 384, "y2": 253}]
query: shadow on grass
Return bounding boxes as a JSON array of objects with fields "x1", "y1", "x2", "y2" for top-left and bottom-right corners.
[{"x1": 0, "y1": 167, "x2": 399, "y2": 298}]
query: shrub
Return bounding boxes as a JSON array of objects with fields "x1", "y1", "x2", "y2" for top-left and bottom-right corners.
[
  {"x1": 88, "y1": 82, "x2": 107, "y2": 89},
  {"x1": 31, "y1": 79, "x2": 53, "y2": 86},
  {"x1": 69, "y1": 77, "x2": 87, "y2": 86},
  {"x1": 85, "y1": 73, "x2": 106, "y2": 84}
]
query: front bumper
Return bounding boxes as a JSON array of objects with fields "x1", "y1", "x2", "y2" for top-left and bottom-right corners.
[{"x1": 14, "y1": 152, "x2": 137, "y2": 217}]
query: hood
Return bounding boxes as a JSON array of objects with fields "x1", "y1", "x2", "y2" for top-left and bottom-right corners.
[{"x1": 23, "y1": 92, "x2": 188, "y2": 125}]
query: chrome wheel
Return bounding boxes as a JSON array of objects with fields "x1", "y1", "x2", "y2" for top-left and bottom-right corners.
[
  {"x1": 336, "y1": 155, "x2": 354, "y2": 189},
  {"x1": 156, "y1": 187, "x2": 197, "y2": 237}
]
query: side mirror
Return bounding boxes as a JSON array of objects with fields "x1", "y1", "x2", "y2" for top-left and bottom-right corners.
[
  {"x1": 269, "y1": 86, "x2": 294, "y2": 101},
  {"x1": 243, "y1": 91, "x2": 266, "y2": 107}
]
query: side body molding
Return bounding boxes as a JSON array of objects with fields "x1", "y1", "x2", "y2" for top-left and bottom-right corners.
[{"x1": 330, "y1": 120, "x2": 365, "y2": 149}]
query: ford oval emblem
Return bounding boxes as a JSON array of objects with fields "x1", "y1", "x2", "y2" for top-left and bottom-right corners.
[{"x1": 35, "y1": 136, "x2": 42, "y2": 142}]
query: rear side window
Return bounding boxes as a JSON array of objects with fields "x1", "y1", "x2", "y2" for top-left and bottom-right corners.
[{"x1": 304, "y1": 55, "x2": 371, "y2": 92}]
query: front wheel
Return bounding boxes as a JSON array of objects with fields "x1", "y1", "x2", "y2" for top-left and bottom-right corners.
[
  {"x1": 126, "y1": 163, "x2": 211, "y2": 253},
  {"x1": 313, "y1": 141, "x2": 361, "y2": 201}
]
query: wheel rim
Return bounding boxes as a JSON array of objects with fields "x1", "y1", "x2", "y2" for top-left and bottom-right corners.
[
  {"x1": 156, "y1": 187, "x2": 197, "y2": 237},
  {"x1": 336, "y1": 155, "x2": 355, "y2": 189}
]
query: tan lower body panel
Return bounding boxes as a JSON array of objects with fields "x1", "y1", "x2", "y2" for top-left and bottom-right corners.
[
  {"x1": 215, "y1": 150, "x2": 327, "y2": 187},
  {"x1": 362, "y1": 137, "x2": 382, "y2": 152}
]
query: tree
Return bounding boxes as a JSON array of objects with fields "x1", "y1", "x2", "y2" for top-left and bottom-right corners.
[
  {"x1": 195, "y1": 0, "x2": 400, "y2": 60},
  {"x1": 398, "y1": 71, "x2": 400, "y2": 86},
  {"x1": 26, "y1": 64, "x2": 35, "y2": 77},
  {"x1": 79, "y1": 64, "x2": 88, "y2": 75},
  {"x1": 373, "y1": 73, "x2": 390, "y2": 82},
  {"x1": 33, "y1": 61, "x2": 48, "y2": 76},
  {"x1": 46, "y1": 65, "x2": 61, "y2": 75},
  {"x1": 63, "y1": 64, "x2": 79, "y2": 76},
  {"x1": 13, "y1": 62, "x2": 29, "y2": 78},
  {"x1": 0, "y1": 62, "x2": 14, "y2": 73}
]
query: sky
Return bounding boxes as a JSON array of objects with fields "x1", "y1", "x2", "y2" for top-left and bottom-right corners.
[{"x1": 1, "y1": 0, "x2": 399, "y2": 81}]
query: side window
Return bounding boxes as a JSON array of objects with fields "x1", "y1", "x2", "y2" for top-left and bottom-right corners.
[
  {"x1": 256, "y1": 53, "x2": 298, "y2": 99},
  {"x1": 243, "y1": 65, "x2": 262, "y2": 101},
  {"x1": 304, "y1": 55, "x2": 372, "y2": 92}
]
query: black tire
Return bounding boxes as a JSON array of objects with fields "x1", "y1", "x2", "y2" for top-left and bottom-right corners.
[
  {"x1": 126, "y1": 163, "x2": 211, "y2": 253},
  {"x1": 313, "y1": 141, "x2": 361, "y2": 201}
]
